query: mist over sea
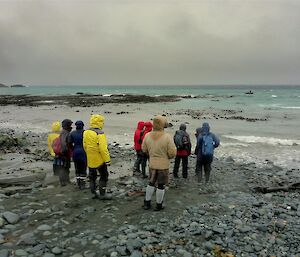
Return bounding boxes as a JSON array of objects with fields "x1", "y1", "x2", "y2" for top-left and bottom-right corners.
[{"x1": 1, "y1": 85, "x2": 299, "y2": 170}]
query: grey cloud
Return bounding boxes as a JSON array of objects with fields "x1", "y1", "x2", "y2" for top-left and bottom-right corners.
[{"x1": 0, "y1": 0, "x2": 300, "y2": 85}]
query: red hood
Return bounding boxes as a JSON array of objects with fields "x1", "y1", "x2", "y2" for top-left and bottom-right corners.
[
  {"x1": 136, "y1": 121, "x2": 145, "y2": 130},
  {"x1": 144, "y1": 122, "x2": 153, "y2": 132}
]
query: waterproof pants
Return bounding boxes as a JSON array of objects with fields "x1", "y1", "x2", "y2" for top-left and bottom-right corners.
[
  {"x1": 134, "y1": 150, "x2": 144, "y2": 172},
  {"x1": 196, "y1": 155, "x2": 213, "y2": 183},
  {"x1": 56, "y1": 157, "x2": 71, "y2": 186},
  {"x1": 173, "y1": 155, "x2": 188, "y2": 178},
  {"x1": 89, "y1": 164, "x2": 108, "y2": 196},
  {"x1": 74, "y1": 161, "x2": 87, "y2": 189}
]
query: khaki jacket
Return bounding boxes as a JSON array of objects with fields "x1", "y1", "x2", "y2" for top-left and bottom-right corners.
[{"x1": 142, "y1": 115, "x2": 176, "y2": 170}]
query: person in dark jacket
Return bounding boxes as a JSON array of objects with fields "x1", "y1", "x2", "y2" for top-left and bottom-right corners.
[
  {"x1": 56, "y1": 119, "x2": 73, "y2": 186},
  {"x1": 194, "y1": 127, "x2": 203, "y2": 175},
  {"x1": 194, "y1": 122, "x2": 220, "y2": 183},
  {"x1": 69, "y1": 120, "x2": 87, "y2": 189},
  {"x1": 133, "y1": 121, "x2": 145, "y2": 174},
  {"x1": 173, "y1": 124, "x2": 192, "y2": 178}
]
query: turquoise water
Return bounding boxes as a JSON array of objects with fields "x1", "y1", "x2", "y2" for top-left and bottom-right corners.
[
  {"x1": 1, "y1": 85, "x2": 300, "y2": 110},
  {"x1": 0, "y1": 85, "x2": 299, "y2": 170}
]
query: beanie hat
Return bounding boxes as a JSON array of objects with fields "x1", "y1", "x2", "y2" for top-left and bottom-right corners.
[
  {"x1": 62, "y1": 119, "x2": 73, "y2": 129},
  {"x1": 75, "y1": 120, "x2": 84, "y2": 130}
]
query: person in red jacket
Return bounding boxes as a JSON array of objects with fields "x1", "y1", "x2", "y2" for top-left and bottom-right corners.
[
  {"x1": 140, "y1": 121, "x2": 153, "y2": 178},
  {"x1": 133, "y1": 121, "x2": 145, "y2": 173}
]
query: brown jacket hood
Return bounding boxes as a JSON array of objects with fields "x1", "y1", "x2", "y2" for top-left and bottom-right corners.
[{"x1": 153, "y1": 115, "x2": 168, "y2": 131}]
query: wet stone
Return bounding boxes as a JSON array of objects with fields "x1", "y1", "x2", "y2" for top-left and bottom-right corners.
[
  {"x1": 43, "y1": 253, "x2": 55, "y2": 257},
  {"x1": 17, "y1": 232, "x2": 36, "y2": 246},
  {"x1": 2, "y1": 211, "x2": 20, "y2": 224},
  {"x1": 51, "y1": 247, "x2": 62, "y2": 255},
  {"x1": 0, "y1": 249, "x2": 9, "y2": 257},
  {"x1": 37, "y1": 224, "x2": 52, "y2": 231},
  {"x1": 130, "y1": 251, "x2": 143, "y2": 257},
  {"x1": 15, "y1": 249, "x2": 28, "y2": 256}
]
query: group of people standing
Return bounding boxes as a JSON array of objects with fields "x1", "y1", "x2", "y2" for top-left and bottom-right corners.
[
  {"x1": 47, "y1": 114, "x2": 220, "y2": 211},
  {"x1": 47, "y1": 114, "x2": 111, "y2": 199},
  {"x1": 134, "y1": 115, "x2": 220, "y2": 211}
]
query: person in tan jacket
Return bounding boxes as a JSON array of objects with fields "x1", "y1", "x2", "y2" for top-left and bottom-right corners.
[{"x1": 142, "y1": 115, "x2": 177, "y2": 211}]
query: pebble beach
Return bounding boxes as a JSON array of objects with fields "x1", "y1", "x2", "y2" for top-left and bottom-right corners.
[{"x1": 0, "y1": 92, "x2": 299, "y2": 257}]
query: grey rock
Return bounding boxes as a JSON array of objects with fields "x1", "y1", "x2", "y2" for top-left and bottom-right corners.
[
  {"x1": 204, "y1": 231, "x2": 213, "y2": 239},
  {"x1": 130, "y1": 251, "x2": 142, "y2": 257},
  {"x1": 212, "y1": 226, "x2": 225, "y2": 234},
  {"x1": 0, "y1": 249, "x2": 9, "y2": 257},
  {"x1": 116, "y1": 246, "x2": 127, "y2": 255},
  {"x1": 17, "y1": 232, "x2": 36, "y2": 245},
  {"x1": 43, "y1": 254, "x2": 55, "y2": 257},
  {"x1": 51, "y1": 247, "x2": 62, "y2": 255},
  {"x1": 239, "y1": 226, "x2": 252, "y2": 233},
  {"x1": 37, "y1": 224, "x2": 52, "y2": 231},
  {"x1": 2, "y1": 211, "x2": 20, "y2": 224},
  {"x1": 71, "y1": 254, "x2": 84, "y2": 257},
  {"x1": 203, "y1": 241, "x2": 214, "y2": 250},
  {"x1": 28, "y1": 244, "x2": 46, "y2": 253},
  {"x1": 0, "y1": 218, "x2": 4, "y2": 228},
  {"x1": 15, "y1": 249, "x2": 28, "y2": 256},
  {"x1": 83, "y1": 250, "x2": 96, "y2": 257}
]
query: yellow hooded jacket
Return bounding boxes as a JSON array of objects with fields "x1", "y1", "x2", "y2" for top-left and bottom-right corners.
[
  {"x1": 83, "y1": 114, "x2": 111, "y2": 168},
  {"x1": 47, "y1": 121, "x2": 61, "y2": 157}
]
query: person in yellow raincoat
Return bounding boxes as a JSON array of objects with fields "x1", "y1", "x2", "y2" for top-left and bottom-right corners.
[
  {"x1": 83, "y1": 114, "x2": 111, "y2": 199},
  {"x1": 47, "y1": 121, "x2": 61, "y2": 175}
]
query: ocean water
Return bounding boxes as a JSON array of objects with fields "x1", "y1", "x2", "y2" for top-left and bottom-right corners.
[
  {"x1": 1, "y1": 85, "x2": 299, "y2": 170},
  {"x1": 1, "y1": 85, "x2": 300, "y2": 110}
]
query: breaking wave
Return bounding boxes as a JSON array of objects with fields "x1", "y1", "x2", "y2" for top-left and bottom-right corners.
[{"x1": 223, "y1": 135, "x2": 300, "y2": 146}]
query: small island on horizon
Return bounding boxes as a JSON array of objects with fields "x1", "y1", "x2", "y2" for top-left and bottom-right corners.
[{"x1": 0, "y1": 83, "x2": 27, "y2": 88}]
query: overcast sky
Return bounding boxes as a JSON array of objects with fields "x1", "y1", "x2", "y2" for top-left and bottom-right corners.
[{"x1": 0, "y1": 0, "x2": 300, "y2": 86}]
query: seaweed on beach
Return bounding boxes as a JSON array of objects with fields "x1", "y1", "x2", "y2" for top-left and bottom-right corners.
[
  {"x1": 173, "y1": 109, "x2": 269, "y2": 122},
  {"x1": 0, "y1": 94, "x2": 180, "y2": 107}
]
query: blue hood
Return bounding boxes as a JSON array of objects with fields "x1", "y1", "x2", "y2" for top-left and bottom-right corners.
[
  {"x1": 179, "y1": 123, "x2": 186, "y2": 131},
  {"x1": 202, "y1": 122, "x2": 210, "y2": 135}
]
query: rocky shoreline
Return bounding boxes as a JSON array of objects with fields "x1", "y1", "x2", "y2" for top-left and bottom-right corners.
[
  {"x1": 0, "y1": 93, "x2": 239, "y2": 107},
  {"x1": 0, "y1": 94, "x2": 181, "y2": 107},
  {"x1": 0, "y1": 129, "x2": 300, "y2": 257}
]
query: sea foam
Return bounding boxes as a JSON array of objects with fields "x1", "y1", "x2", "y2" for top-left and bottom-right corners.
[{"x1": 223, "y1": 135, "x2": 300, "y2": 146}]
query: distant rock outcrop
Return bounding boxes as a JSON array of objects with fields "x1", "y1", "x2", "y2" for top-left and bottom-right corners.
[
  {"x1": 11, "y1": 84, "x2": 26, "y2": 88},
  {"x1": 0, "y1": 83, "x2": 7, "y2": 87}
]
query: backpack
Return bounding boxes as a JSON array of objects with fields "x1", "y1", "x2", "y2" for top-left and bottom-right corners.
[
  {"x1": 201, "y1": 134, "x2": 215, "y2": 156},
  {"x1": 52, "y1": 136, "x2": 62, "y2": 156},
  {"x1": 174, "y1": 131, "x2": 184, "y2": 149}
]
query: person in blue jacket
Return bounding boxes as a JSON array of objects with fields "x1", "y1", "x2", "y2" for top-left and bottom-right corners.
[
  {"x1": 69, "y1": 120, "x2": 87, "y2": 189},
  {"x1": 194, "y1": 122, "x2": 220, "y2": 183}
]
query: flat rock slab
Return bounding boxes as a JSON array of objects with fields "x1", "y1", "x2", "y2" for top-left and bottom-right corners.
[
  {"x1": 2, "y1": 211, "x2": 20, "y2": 224},
  {"x1": 0, "y1": 172, "x2": 46, "y2": 186}
]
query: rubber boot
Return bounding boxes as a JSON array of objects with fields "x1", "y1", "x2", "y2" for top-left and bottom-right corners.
[
  {"x1": 99, "y1": 181, "x2": 112, "y2": 200},
  {"x1": 53, "y1": 164, "x2": 59, "y2": 176},
  {"x1": 58, "y1": 167, "x2": 67, "y2": 186},
  {"x1": 142, "y1": 169, "x2": 147, "y2": 179},
  {"x1": 143, "y1": 200, "x2": 151, "y2": 210},
  {"x1": 154, "y1": 203, "x2": 164, "y2": 211},
  {"x1": 80, "y1": 179, "x2": 86, "y2": 190}
]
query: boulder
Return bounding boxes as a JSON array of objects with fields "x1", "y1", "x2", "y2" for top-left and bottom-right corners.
[{"x1": 2, "y1": 211, "x2": 20, "y2": 224}]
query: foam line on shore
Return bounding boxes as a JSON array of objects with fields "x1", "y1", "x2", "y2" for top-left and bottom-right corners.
[{"x1": 223, "y1": 135, "x2": 300, "y2": 146}]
